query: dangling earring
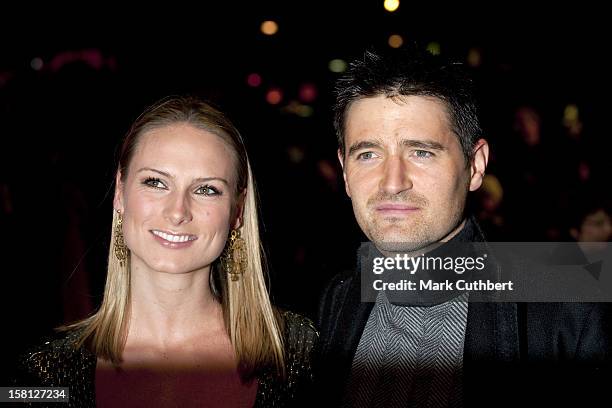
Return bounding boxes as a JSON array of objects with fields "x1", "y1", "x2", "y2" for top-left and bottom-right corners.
[
  {"x1": 114, "y1": 210, "x2": 128, "y2": 267},
  {"x1": 222, "y1": 229, "x2": 247, "y2": 281}
]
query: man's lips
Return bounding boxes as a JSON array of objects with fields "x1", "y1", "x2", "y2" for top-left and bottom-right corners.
[{"x1": 374, "y1": 203, "x2": 420, "y2": 214}]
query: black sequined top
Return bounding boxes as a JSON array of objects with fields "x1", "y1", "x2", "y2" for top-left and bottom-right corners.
[{"x1": 13, "y1": 311, "x2": 318, "y2": 407}]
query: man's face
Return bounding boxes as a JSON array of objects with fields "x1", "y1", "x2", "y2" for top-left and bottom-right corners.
[
  {"x1": 576, "y1": 209, "x2": 612, "y2": 242},
  {"x1": 339, "y1": 95, "x2": 486, "y2": 252}
]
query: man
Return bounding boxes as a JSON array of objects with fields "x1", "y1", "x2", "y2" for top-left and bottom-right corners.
[
  {"x1": 316, "y1": 47, "x2": 610, "y2": 407},
  {"x1": 569, "y1": 196, "x2": 612, "y2": 243}
]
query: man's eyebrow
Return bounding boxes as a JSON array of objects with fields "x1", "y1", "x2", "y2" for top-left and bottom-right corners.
[
  {"x1": 401, "y1": 139, "x2": 446, "y2": 151},
  {"x1": 347, "y1": 140, "x2": 383, "y2": 157},
  {"x1": 136, "y1": 167, "x2": 229, "y2": 185}
]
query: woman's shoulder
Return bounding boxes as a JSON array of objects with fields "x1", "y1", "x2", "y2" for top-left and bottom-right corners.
[
  {"x1": 15, "y1": 328, "x2": 95, "y2": 385},
  {"x1": 21, "y1": 328, "x2": 84, "y2": 359},
  {"x1": 276, "y1": 309, "x2": 319, "y2": 370},
  {"x1": 253, "y1": 309, "x2": 318, "y2": 406},
  {"x1": 279, "y1": 310, "x2": 318, "y2": 344}
]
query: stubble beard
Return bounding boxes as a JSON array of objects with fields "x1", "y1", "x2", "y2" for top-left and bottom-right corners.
[{"x1": 362, "y1": 191, "x2": 466, "y2": 254}]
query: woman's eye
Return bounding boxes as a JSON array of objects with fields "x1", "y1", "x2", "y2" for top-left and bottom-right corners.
[
  {"x1": 143, "y1": 177, "x2": 166, "y2": 189},
  {"x1": 196, "y1": 185, "x2": 221, "y2": 196}
]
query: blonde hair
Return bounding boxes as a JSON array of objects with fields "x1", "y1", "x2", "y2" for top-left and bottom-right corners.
[{"x1": 65, "y1": 96, "x2": 285, "y2": 379}]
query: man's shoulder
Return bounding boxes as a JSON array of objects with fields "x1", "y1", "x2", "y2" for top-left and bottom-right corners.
[
  {"x1": 524, "y1": 302, "x2": 606, "y2": 324},
  {"x1": 316, "y1": 268, "x2": 363, "y2": 333},
  {"x1": 525, "y1": 302, "x2": 609, "y2": 330},
  {"x1": 520, "y1": 302, "x2": 611, "y2": 361},
  {"x1": 323, "y1": 269, "x2": 356, "y2": 295}
]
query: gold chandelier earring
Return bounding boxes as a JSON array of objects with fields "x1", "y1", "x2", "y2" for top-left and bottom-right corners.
[
  {"x1": 221, "y1": 229, "x2": 247, "y2": 281},
  {"x1": 114, "y1": 210, "x2": 128, "y2": 267}
]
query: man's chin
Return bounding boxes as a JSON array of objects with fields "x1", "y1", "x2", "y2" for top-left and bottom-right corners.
[
  {"x1": 373, "y1": 240, "x2": 427, "y2": 254},
  {"x1": 369, "y1": 230, "x2": 426, "y2": 253}
]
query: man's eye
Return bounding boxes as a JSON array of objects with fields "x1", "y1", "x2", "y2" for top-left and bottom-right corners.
[
  {"x1": 143, "y1": 177, "x2": 166, "y2": 189},
  {"x1": 196, "y1": 185, "x2": 221, "y2": 196},
  {"x1": 357, "y1": 152, "x2": 377, "y2": 160},
  {"x1": 414, "y1": 150, "x2": 434, "y2": 159}
]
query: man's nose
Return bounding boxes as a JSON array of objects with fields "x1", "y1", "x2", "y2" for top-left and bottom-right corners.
[
  {"x1": 380, "y1": 155, "x2": 413, "y2": 195},
  {"x1": 164, "y1": 193, "x2": 193, "y2": 225}
]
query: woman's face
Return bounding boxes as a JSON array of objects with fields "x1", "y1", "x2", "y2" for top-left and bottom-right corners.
[{"x1": 114, "y1": 123, "x2": 240, "y2": 274}]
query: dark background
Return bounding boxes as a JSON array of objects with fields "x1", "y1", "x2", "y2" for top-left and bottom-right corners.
[{"x1": 1, "y1": 3, "x2": 609, "y2": 382}]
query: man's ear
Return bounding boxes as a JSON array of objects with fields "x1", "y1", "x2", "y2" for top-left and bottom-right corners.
[
  {"x1": 232, "y1": 189, "x2": 247, "y2": 230},
  {"x1": 113, "y1": 170, "x2": 125, "y2": 212},
  {"x1": 338, "y1": 148, "x2": 351, "y2": 197},
  {"x1": 469, "y1": 139, "x2": 489, "y2": 192}
]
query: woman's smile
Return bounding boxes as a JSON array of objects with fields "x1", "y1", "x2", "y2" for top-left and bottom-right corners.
[{"x1": 150, "y1": 229, "x2": 198, "y2": 249}]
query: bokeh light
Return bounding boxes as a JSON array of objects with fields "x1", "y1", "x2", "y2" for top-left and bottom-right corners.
[
  {"x1": 467, "y1": 48, "x2": 482, "y2": 67},
  {"x1": 329, "y1": 59, "x2": 347, "y2": 73},
  {"x1": 266, "y1": 88, "x2": 283, "y2": 105},
  {"x1": 426, "y1": 42, "x2": 441, "y2": 55},
  {"x1": 384, "y1": 0, "x2": 400, "y2": 12},
  {"x1": 564, "y1": 104, "x2": 579, "y2": 122},
  {"x1": 388, "y1": 34, "x2": 403, "y2": 48},
  {"x1": 261, "y1": 20, "x2": 279, "y2": 35},
  {"x1": 247, "y1": 73, "x2": 262, "y2": 87},
  {"x1": 284, "y1": 101, "x2": 314, "y2": 118},
  {"x1": 297, "y1": 105, "x2": 314, "y2": 118},
  {"x1": 30, "y1": 57, "x2": 43, "y2": 71},
  {"x1": 299, "y1": 83, "x2": 317, "y2": 103}
]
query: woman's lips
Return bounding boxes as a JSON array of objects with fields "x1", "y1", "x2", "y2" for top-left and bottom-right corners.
[{"x1": 150, "y1": 230, "x2": 198, "y2": 249}]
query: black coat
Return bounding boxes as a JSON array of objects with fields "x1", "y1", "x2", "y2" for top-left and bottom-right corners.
[{"x1": 316, "y1": 250, "x2": 612, "y2": 407}]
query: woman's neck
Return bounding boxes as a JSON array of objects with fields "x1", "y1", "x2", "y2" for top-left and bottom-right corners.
[{"x1": 127, "y1": 260, "x2": 225, "y2": 350}]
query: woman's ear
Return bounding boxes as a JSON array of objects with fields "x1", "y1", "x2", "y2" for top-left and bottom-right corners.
[
  {"x1": 113, "y1": 170, "x2": 125, "y2": 213},
  {"x1": 232, "y1": 189, "x2": 247, "y2": 230}
]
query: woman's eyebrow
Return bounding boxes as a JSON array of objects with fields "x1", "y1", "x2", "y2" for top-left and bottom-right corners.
[{"x1": 136, "y1": 167, "x2": 229, "y2": 185}]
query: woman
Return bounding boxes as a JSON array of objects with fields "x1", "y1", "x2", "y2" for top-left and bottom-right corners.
[{"x1": 14, "y1": 96, "x2": 318, "y2": 407}]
